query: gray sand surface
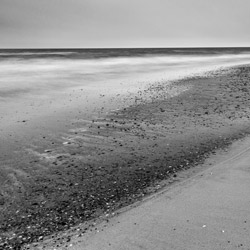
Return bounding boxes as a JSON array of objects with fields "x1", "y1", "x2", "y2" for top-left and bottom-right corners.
[{"x1": 68, "y1": 135, "x2": 250, "y2": 250}]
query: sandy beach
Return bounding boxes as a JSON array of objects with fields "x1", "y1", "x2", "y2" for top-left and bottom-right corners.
[{"x1": 1, "y1": 65, "x2": 250, "y2": 249}]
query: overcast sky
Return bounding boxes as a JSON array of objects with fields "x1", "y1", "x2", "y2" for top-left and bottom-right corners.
[{"x1": 0, "y1": 0, "x2": 250, "y2": 48}]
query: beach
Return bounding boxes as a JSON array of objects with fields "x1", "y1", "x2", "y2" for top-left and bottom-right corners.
[
  {"x1": 20, "y1": 65, "x2": 250, "y2": 250},
  {"x1": 1, "y1": 49, "x2": 250, "y2": 249}
]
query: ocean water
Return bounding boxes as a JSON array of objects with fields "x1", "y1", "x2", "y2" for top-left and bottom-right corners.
[
  {"x1": 1, "y1": 47, "x2": 250, "y2": 136},
  {"x1": 1, "y1": 48, "x2": 250, "y2": 99}
]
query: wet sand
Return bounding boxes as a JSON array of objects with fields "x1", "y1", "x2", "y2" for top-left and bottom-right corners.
[{"x1": 1, "y1": 65, "x2": 250, "y2": 249}]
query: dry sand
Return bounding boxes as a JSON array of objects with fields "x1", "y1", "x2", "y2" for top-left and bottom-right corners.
[{"x1": 1, "y1": 65, "x2": 250, "y2": 249}]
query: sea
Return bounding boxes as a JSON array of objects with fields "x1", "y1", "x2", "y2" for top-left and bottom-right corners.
[{"x1": 1, "y1": 48, "x2": 250, "y2": 99}]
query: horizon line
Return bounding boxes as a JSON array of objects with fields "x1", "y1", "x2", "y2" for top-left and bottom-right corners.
[{"x1": 1, "y1": 46, "x2": 250, "y2": 50}]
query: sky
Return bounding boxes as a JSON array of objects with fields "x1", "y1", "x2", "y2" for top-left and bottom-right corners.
[{"x1": 0, "y1": 0, "x2": 250, "y2": 48}]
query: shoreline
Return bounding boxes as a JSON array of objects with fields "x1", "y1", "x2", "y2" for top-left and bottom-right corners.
[{"x1": 1, "y1": 65, "x2": 250, "y2": 249}]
